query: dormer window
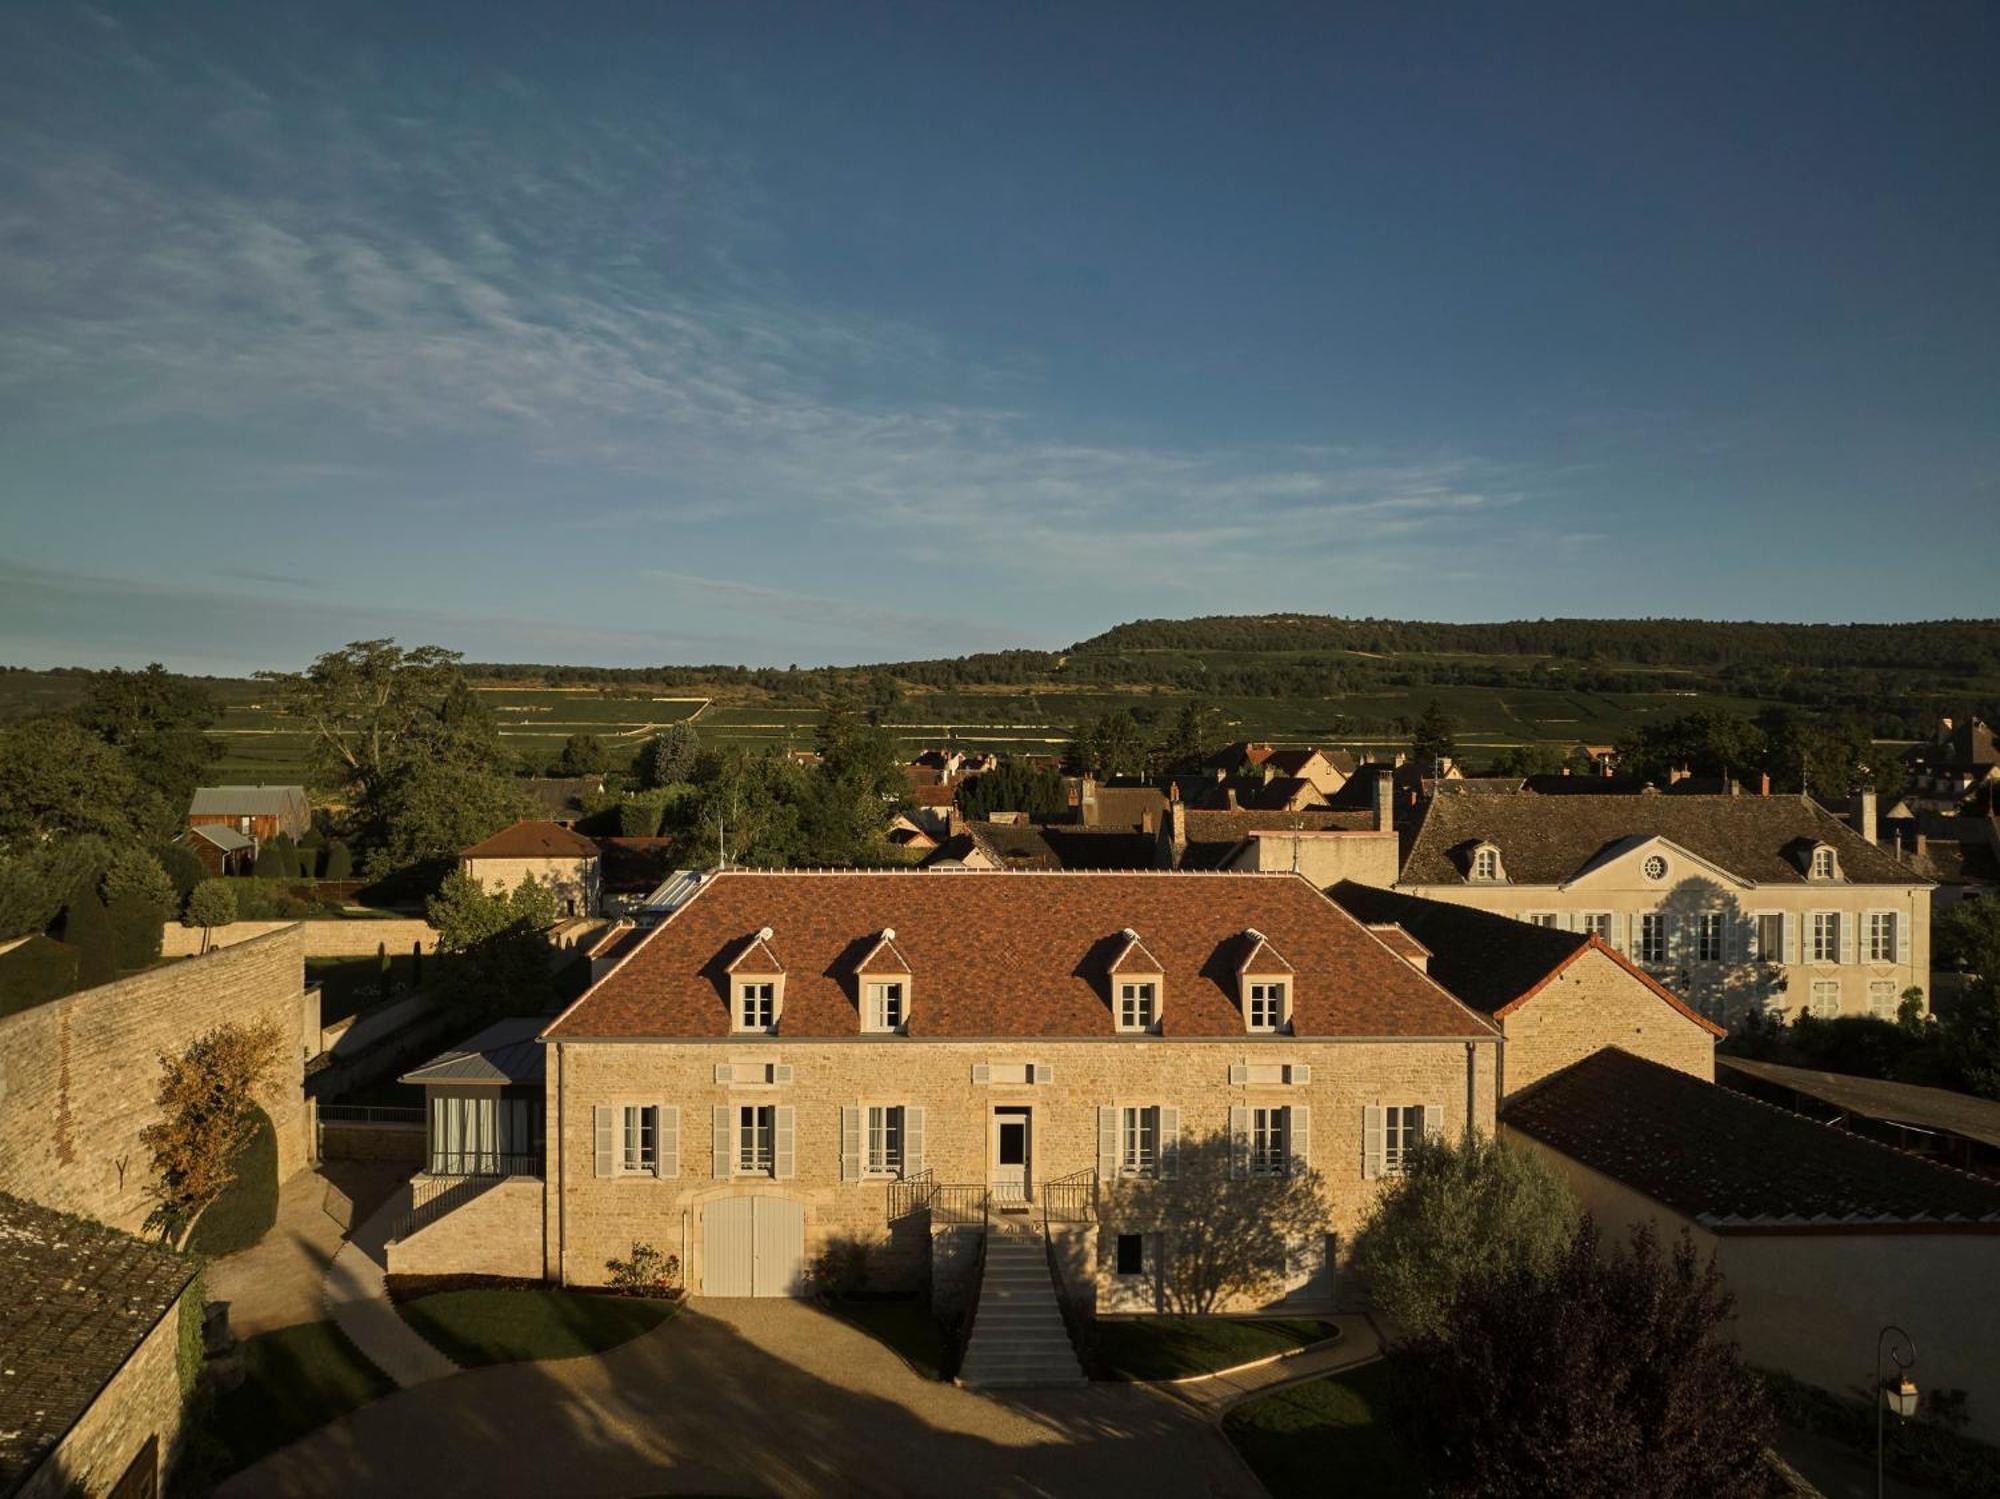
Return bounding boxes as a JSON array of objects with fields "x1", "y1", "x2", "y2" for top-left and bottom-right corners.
[
  {"x1": 726, "y1": 926, "x2": 784, "y2": 1034},
  {"x1": 855, "y1": 927, "x2": 912, "y2": 1034},
  {"x1": 1810, "y1": 845, "x2": 1838, "y2": 881},
  {"x1": 1470, "y1": 844, "x2": 1502, "y2": 882},
  {"x1": 1108, "y1": 928, "x2": 1164, "y2": 1033},
  {"x1": 1236, "y1": 927, "x2": 1295, "y2": 1034}
]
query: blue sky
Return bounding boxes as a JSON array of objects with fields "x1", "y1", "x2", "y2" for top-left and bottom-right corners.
[{"x1": 2, "y1": 1, "x2": 1995, "y2": 675}]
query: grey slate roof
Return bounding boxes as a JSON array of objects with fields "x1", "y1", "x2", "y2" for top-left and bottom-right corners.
[
  {"x1": 1329, "y1": 883, "x2": 1590, "y2": 1015},
  {"x1": 1400, "y1": 792, "x2": 1926, "y2": 887},
  {"x1": 1718, "y1": 1056, "x2": 2000, "y2": 1154},
  {"x1": 0, "y1": 1193, "x2": 199, "y2": 1497},
  {"x1": 183, "y1": 825, "x2": 254, "y2": 852},
  {"x1": 400, "y1": 1017, "x2": 547, "y2": 1086},
  {"x1": 187, "y1": 784, "x2": 307, "y2": 817},
  {"x1": 1505, "y1": 1050, "x2": 2000, "y2": 1231}
]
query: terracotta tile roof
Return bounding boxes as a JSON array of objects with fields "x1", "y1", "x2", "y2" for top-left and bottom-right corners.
[
  {"x1": 0, "y1": 1193, "x2": 199, "y2": 1494},
  {"x1": 1262, "y1": 749, "x2": 1325, "y2": 778},
  {"x1": 1083, "y1": 785, "x2": 1169, "y2": 830},
  {"x1": 1107, "y1": 930, "x2": 1164, "y2": 975},
  {"x1": 723, "y1": 933, "x2": 783, "y2": 974},
  {"x1": 459, "y1": 819, "x2": 602, "y2": 860},
  {"x1": 544, "y1": 871, "x2": 1498, "y2": 1042},
  {"x1": 912, "y1": 784, "x2": 958, "y2": 808},
  {"x1": 1237, "y1": 931, "x2": 1294, "y2": 974},
  {"x1": 1505, "y1": 1050, "x2": 2000, "y2": 1231},
  {"x1": 1365, "y1": 924, "x2": 1431, "y2": 965},
  {"x1": 921, "y1": 822, "x2": 1158, "y2": 871},
  {"x1": 1176, "y1": 808, "x2": 1384, "y2": 871},
  {"x1": 1399, "y1": 793, "x2": 1926, "y2": 887},
  {"x1": 854, "y1": 930, "x2": 912, "y2": 975}
]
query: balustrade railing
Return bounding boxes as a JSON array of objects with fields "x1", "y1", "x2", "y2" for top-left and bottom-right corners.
[
  {"x1": 1040, "y1": 1168, "x2": 1099, "y2": 1225},
  {"x1": 929, "y1": 1183, "x2": 992, "y2": 1227}
]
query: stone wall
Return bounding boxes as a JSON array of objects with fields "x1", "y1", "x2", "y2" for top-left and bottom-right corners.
[
  {"x1": 320, "y1": 1121, "x2": 424, "y2": 1164},
  {"x1": 0, "y1": 927, "x2": 313, "y2": 1234},
  {"x1": 17, "y1": 1281, "x2": 192, "y2": 1499},
  {"x1": 543, "y1": 1034, "x2": 1499, "y2": 1300},
  {"x1": 1499, "y1": 946, "x2": 1717, "y2": 1098},
  {"x1": 387, "y1": 1177, "x2": 546, "y2": 1279},
  {"x1": 161, "y1": 917, "x2": 440, "y2": 959}
]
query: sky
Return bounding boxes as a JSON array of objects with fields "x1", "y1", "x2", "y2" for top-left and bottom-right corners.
[{"x1": 1, "y1": 1, "x2": 1995, "y2": 675}]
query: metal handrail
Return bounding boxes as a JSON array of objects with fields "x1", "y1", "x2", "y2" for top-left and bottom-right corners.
[
  {"x1": 319, "y1": 1104, "x2": 424, "y2": 1125},
  {"x1": 1040, "y1": 1167, "x2": 1099, "y2": 1224},
  {"x1": 423, "y1": 1150, "x2": 543, "y2": 1178},
  {"x1": 929, "y1": 1183, "x2": 992, "y2": 1227},
  {"x1": 888, "y1": 1168, "x2": 936, "y2": 1221},
  {"x1": 392, "y1": 1174, "x2": 504, "y2": 1243}
]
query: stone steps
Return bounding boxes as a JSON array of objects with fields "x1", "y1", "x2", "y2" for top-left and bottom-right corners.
[{"x1": 957, "y1": 1235, "x2": 1086, "y2": 1388}]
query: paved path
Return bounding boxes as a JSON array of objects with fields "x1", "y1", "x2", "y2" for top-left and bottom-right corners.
[
  {"x1": 223, "y1": 1298, "x2": 1260, "y2": 1499},
  {"x1": 322, "y1": 1188, "x2": 458, "y2": 1388},
  {"x1": 206, "y1": 1163, "x2": 407, "y2": 1338},
  {"x1": 1163, "y1": 1315, "x2": 1384, "y2": 1420}
]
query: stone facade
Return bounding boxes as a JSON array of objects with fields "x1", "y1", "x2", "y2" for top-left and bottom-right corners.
[
  {"x1": 463, "y1": 854, "x2": 601, "y2": 919},
  {"x1": 1223, "y1": 830, "x2": 1399, "y2": 889},
  {"x1": 160, "y1": 915, "x2": 441, "y2": 959},
  {"x1": 543, "y1": 1035, "x2": 1498, "y2": 1307},
  {"x1": 1498, "y1": 946, "x2": 1716, "y2": 1098},
  {"x1": 15, "y1": 1283, "x2": 191, "y2": 1499},
  {"x1": 0, "y1": 926, "x2": 314, "y2": 1234},
  {"x1": 389, "y1": 1177, "x2": 546, "y2": 1279}
]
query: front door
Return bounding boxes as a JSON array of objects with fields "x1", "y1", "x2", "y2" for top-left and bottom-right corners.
[{"x1": 993, "y1": 1107, "x2": 1031, "y2": 1204}]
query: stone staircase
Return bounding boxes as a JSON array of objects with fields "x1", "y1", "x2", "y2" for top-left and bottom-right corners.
[{"x1": 957, "y1": 1229, "x2": 1086, "y2": 1388}]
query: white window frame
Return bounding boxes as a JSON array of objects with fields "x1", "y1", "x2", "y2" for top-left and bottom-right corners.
[
  {"x1": 1753, "y1": 911, "x2": 1784, "y2": 964},
  {"x1": 1118, "y1": 980, "x2": 1158, "y2": 1033},
  {"x1": 864, "y1": 1104, "x2": 905, "y2": 1178},
  {"x1": 865, "y1": 980, "x2": 905, "y2": 1032},
  {"x1": 1247, "y1": 980, "x2": 1287, "y2": 1032},
  {"x1": 1810, "y1": 911, "x2": 1840, "y2": 965},
  {"x1": 1636, "y1": 912, "x2": 1667, "y2": 965},
  {"x1": 1471, "y1": 846, "x2": 1500, "y2": 881},
  {"x1": 737, "y1": 980, "x2": 776, "y2": 1032},
  {"x1": 1866, "y1": 911, "x2": 1898, "y2": 964},
  {"x1": 1810, "y1": 846, "x2": 1837, "y2": 880},
  {"x1": 736, "y1": 1103, "x2": 776, "y2": 1176},
  {"x1": 1525, "y1": 912, "x2": 1560, "y2": 929},
  {"x1": 1119, "y1": 1106, "x2": 1161, "y2": 1179},
  {"x1": 619, "y1": 1103, "x2": 657, "y2": 1176},
  {"x1": 1383, "y1": 1104, "x2": 1427, "y2": 1177},
  {"x1": 1695, "y1": 911, "x2": 1725, "y2": 963},
  {"x1": 1809, "y1": 979, "x2": 1841, "y2": 1018},
  {"x1": 1579, "y1": 911, "x2": 1613, "y2": 942},
  {"x1": 1249, "y1": 1107, "x2": 1289, "y2": 1178},
  {"x1": 1868, "y1": 980, "x2": 1898, "y2": 1019}
]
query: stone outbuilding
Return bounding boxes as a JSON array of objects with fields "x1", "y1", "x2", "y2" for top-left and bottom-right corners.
[{"x1": 459, "y1": 820, "x2": 603, "y2": 918}]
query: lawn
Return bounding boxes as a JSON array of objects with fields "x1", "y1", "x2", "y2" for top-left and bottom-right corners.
[
  {"x1": 399, "y1": 1288, "x2": 680, "y2": 1366},
  {"x1": 186, "y1": 1107, "x2": 279, "y2": 1257},
  {"x1": 204, "y1": 1320, "x2": 394, "y2": 1476},
  {"x1": 1094, "y1": 1317, "x2": 1337, "y2": 1381},
  {"x1": 824, "y1": 1298, "x2": 948, "y2": 1380},
  {"x1": 1223, "y1": 1360, "x2": 1428, "y2": 1499}
]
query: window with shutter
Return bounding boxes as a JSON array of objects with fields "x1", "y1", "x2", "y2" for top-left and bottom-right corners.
[
  {"x1": 1362, "y1": 1104, "x2": 1385, "y2": 1180},
  {"x1": 1229, "y1": 1105, "x2": 1251, "y2": 1179},
  {"x1": 656, "y1": 1106, "x2": 680, "y2": 1179},
  {"x1": 1158, "y1": 1106, "x2": 1180, "y2": 1178},
  {"x1": 864, "y1": 1105, "x2": 905, "y2": 1177},
  {"x1": 841, "y1": 1105, "x2": 862, "y2": 1183},
  {"x1": 1097, "y1": 1106, "x2": 1118, "y2": 1180},
  {"x1": 774, "y1": 1105, "x2": 796, "y2": 1180},
  {"x1": 904, "y1": 1107, "x2": 925, "y2": 1175},
  {"x1": 711, "y1": 1105, "x2": 731, "y2": 1178},
  {"x1": 593, "y1": 1105, "x2": 614, "y2": 1178},
  {"x1": 1289, "y1": 1104, "x2": 1310, "y2": 1173}
]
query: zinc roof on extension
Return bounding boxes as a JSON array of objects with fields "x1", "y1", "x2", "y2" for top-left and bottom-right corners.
[
  {"x1": 0, "y1": 1193, "x2": 199, "y2": 1497},
  {"x1": 544, "y1": 870, "x2": 1498, "y2": 1042},
  {"x1": 1504, "y1": 1050, "x2": 2000, "y2": 1232},
  {"x1": 1400, "y1": 792, "x2": 1925, "y2": 887}
]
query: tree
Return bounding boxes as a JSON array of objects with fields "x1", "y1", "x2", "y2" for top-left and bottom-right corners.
[
  {"x1": 1350, "y1": 1133, "x2": 1578, "y2": 1340},
  {"x1": 666, "y1": 748, "x2": 808, "y2": 868},
  {"x1": 1070, "y1": 712, "x2": 1147, "y2": 780},
  {"x1": 1620, "y1": 709, "x2": 1767, "y2": 786},
  {"x1": 255, "y1": 640, "x2": 466, "y2": 798},
  {"x1": 323, "y1": 840, "x2": 354, "y2": 881},
  {"x1": 1114, "y1": 1132, "x2": 1329, "y2": 1314},
  {"x1": 1764, "y1": 713, "x2": 1876, "y2": 798},
  {"x1": 252, "y1": 839, "x2": 288, "y2": 880},
  {"x1": 958, "y1": 761, "x2": 1068, "y2": 821},
  {"x1": 72, "y1": 663, "x2": 222, "y2": 811},
  {"x1": 0, "y1": 836, "x2": 119, "y2": 943},
  {"x1": 0, "y1": 718, "x2": 164, "y2": 852},
  {"x1": 1152, "y1": 701, "x2": 1228, "y2": 775},
  {"x1": 1396, "y1": 1220, "x2": 1773, "y2": 1498},
  {"x1": 558, "y1": 733, "x2": 608, "y2": 776},
  {"x1": 184, "y1": 880, "x2": 238, "y2": 954},
  {"x1": 1410, "y1": 699, "x2": 1458, "y2": 770},
  {"x1": 639, "y1": 721, "x2": 701, "y2": 790},
  {"x1": 101, "y1": 849, "x2": 174, "y2": 971},
  {"x1": 59, "y1": 887, "x2": 119, "y2": 988},
  {"x1": 155, "y1": 841, "x2": 209, "y2": 902},
  {"x1": 360, "y1": 753, "x2": 534, "y2": 876},
  {"x1": 1935, "y1": 900, "x2": 2000, "y2": 1098},
  {"x1": 426, "y1": 870, "x2": 560, "y2": 1018},
  {"x1": 138, "y1": 1019, "x2": 281, "y2": 1248}
]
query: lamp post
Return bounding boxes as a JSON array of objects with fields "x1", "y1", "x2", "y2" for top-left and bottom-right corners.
[{"x1": 1876, "y1": 1324, "x2": 1918, "y2": 1499}]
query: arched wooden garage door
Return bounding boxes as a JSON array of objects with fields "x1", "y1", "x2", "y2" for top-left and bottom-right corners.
[{"x1": 701, "y1": 1196, "x2": 806, "y2": 1296}]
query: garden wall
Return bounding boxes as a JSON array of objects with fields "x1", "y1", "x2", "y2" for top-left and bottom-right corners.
[
  {"x1": 387, "y1": 1176, "x2": 545, "y2": 1279},
  {"x1": 0, "y1": 926, "x2": 314, "y2": 1235},
  {"x1": 161, "y1": 917, "x2": 441, "y2": 959}
]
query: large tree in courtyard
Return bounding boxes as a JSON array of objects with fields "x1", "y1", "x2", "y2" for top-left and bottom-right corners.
[{"x1": 140, "y1": 1019, "x2": 281, "y2": 1249}]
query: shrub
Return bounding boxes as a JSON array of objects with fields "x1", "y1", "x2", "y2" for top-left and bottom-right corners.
[
  {"x1": 322, "y1": 840, "x2": 353, "y2": 881},
  {"x1": 605, "y1": 1241, "x2": 681, "y2": 1296},
  {"x1": 185, "y1": 880, "x2": 237, "y2": 950},
  {"x1": 805, "y1": 1238, "x2": 871, "y2": 1300},
  {"x1": 106, "y1": 888, "x2": 164, "y2": 970},
  {"x1": 60, "y1": 888, "x2": 119, "y2": 988},
  {"x1": 0, "y1": 934, "x2": 81, "y2": 1012},
  {"x1": 156, "y1": 841, "x2": 209, "y2": 901}
]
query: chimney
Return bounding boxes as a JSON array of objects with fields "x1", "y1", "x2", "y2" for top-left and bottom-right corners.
[
  {"x1": 1372, "y1": 769, "x2": 1396, "y2": 833},
  {"x1": 1916, "y1": 831, "x2": 1928, "y2": 860},
  {"x1": 1668, "y1": 765, "x2": 1688, "y2": 786},
  {"x1": 1141, "y1": 811, "x2": 1156, "y2": 836},
  {"x1": 1560, "y1": 765, "x2": 1571, "y2": 777},
  {"x1": 1600, "y1": 761, "x2": 1613, "y2": 778},
  {"x1": 1851, "y1": 787, "x2": 1878, "y2": 846},
  {"x1": 1224, "y1": 788, "x2": 1239, "y2": 811},
  {"x1": 1079, "y1": 776, "x2": 1098, "y2": 826},
  {"x1": 1759, "y1": 771, "x2": 1770, "y2": 797},
  {"x1": 1164, "y1": 801, "x2": 1187, "y2": 861}
]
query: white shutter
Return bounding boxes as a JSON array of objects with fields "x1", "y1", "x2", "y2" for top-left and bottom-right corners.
[
  {"x1": 1839, "y1": 913, "x2": 1856, "y2": 966},
  {"x1": 1608, "y1": 913, "x2": 1627, "y2": 952},
  {"x1": 1424, "y1": 1102, "x2": 1445, "y2": 1141},
  {"x1": 1362, "y1": 1104, "x2": 1385, "y2": 1180},
  {"x1": 656, "y1": 1105, "x2": 679, "y2": 1179},
  {"x1": 1097, "y1": 1106, "x2": 1119, "y2": 1179},
  {"x1": 1783, "y1": 912, "x2": 1800, "y2": 965},
  {"x1": 971, "y1": 1063, "x2": 991, "y2": 1085},
  {"x1": 593, "y1": 1105, "x2": 614, "y2": 1178},
  {"x1": 1158, "y1": 1106, "x2": 1180, "y2": 1178},
  {"x1": 1229, "y1": 1105, "x2": 1250, "y2": 1179},
  {"x1": 1033, "y1": 1062, "x2": 1055, "y2": 1085},
  {"x1": 1884, "y1": 911, "x2": 1900, "y2": 964},
  {"x1": 1228, "y1": 1062, "x2": 1249, "y2": 1085},
  {"x1": 1730, "y1": 913, "x2": 1751, "y2": 963},
  {"x1": 1287, "y1": 1063, "x2": 1312, "y2": 1086},
  {"x1": 904, "y1": 1106, "x2": 925, "y2": 1176},
  {"x1": 713, "y1": 1062, "x2": 734, "y2": 1084},
  {"x1": 1288, "y1": 1104, "x2": 1310, "y2": 1174},
  {"x1": 841, "y1": 1105, "x2": 862, "y2": 1183},
  {"x1": 712, "y1": 1104, "x2": 731, "y2": 1179},
  {"x1": 774, "y1": 1106, "x2": 796, "y2": 1180},
  {"x1": 773, "y1": 1063, "x2": 795, "y2": 1085}
]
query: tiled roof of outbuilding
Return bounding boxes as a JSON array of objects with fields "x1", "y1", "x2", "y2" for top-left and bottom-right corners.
[
  {"x1": 1400, "y1": 793, "x2": 1925, "y2": 887},
  {"x1": 544, "y1": 870, "x2": 1498, "y2": 1042},
  {"x1": 1504, "y1": 1050, "x2": 2000, "y2": 1230},
  {"x1": 0, "y1": 1193, "x2": 199, "y2": 1496},
  {"x1": 459, "y1": 820, "x2": 601, "y2": 860}
]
